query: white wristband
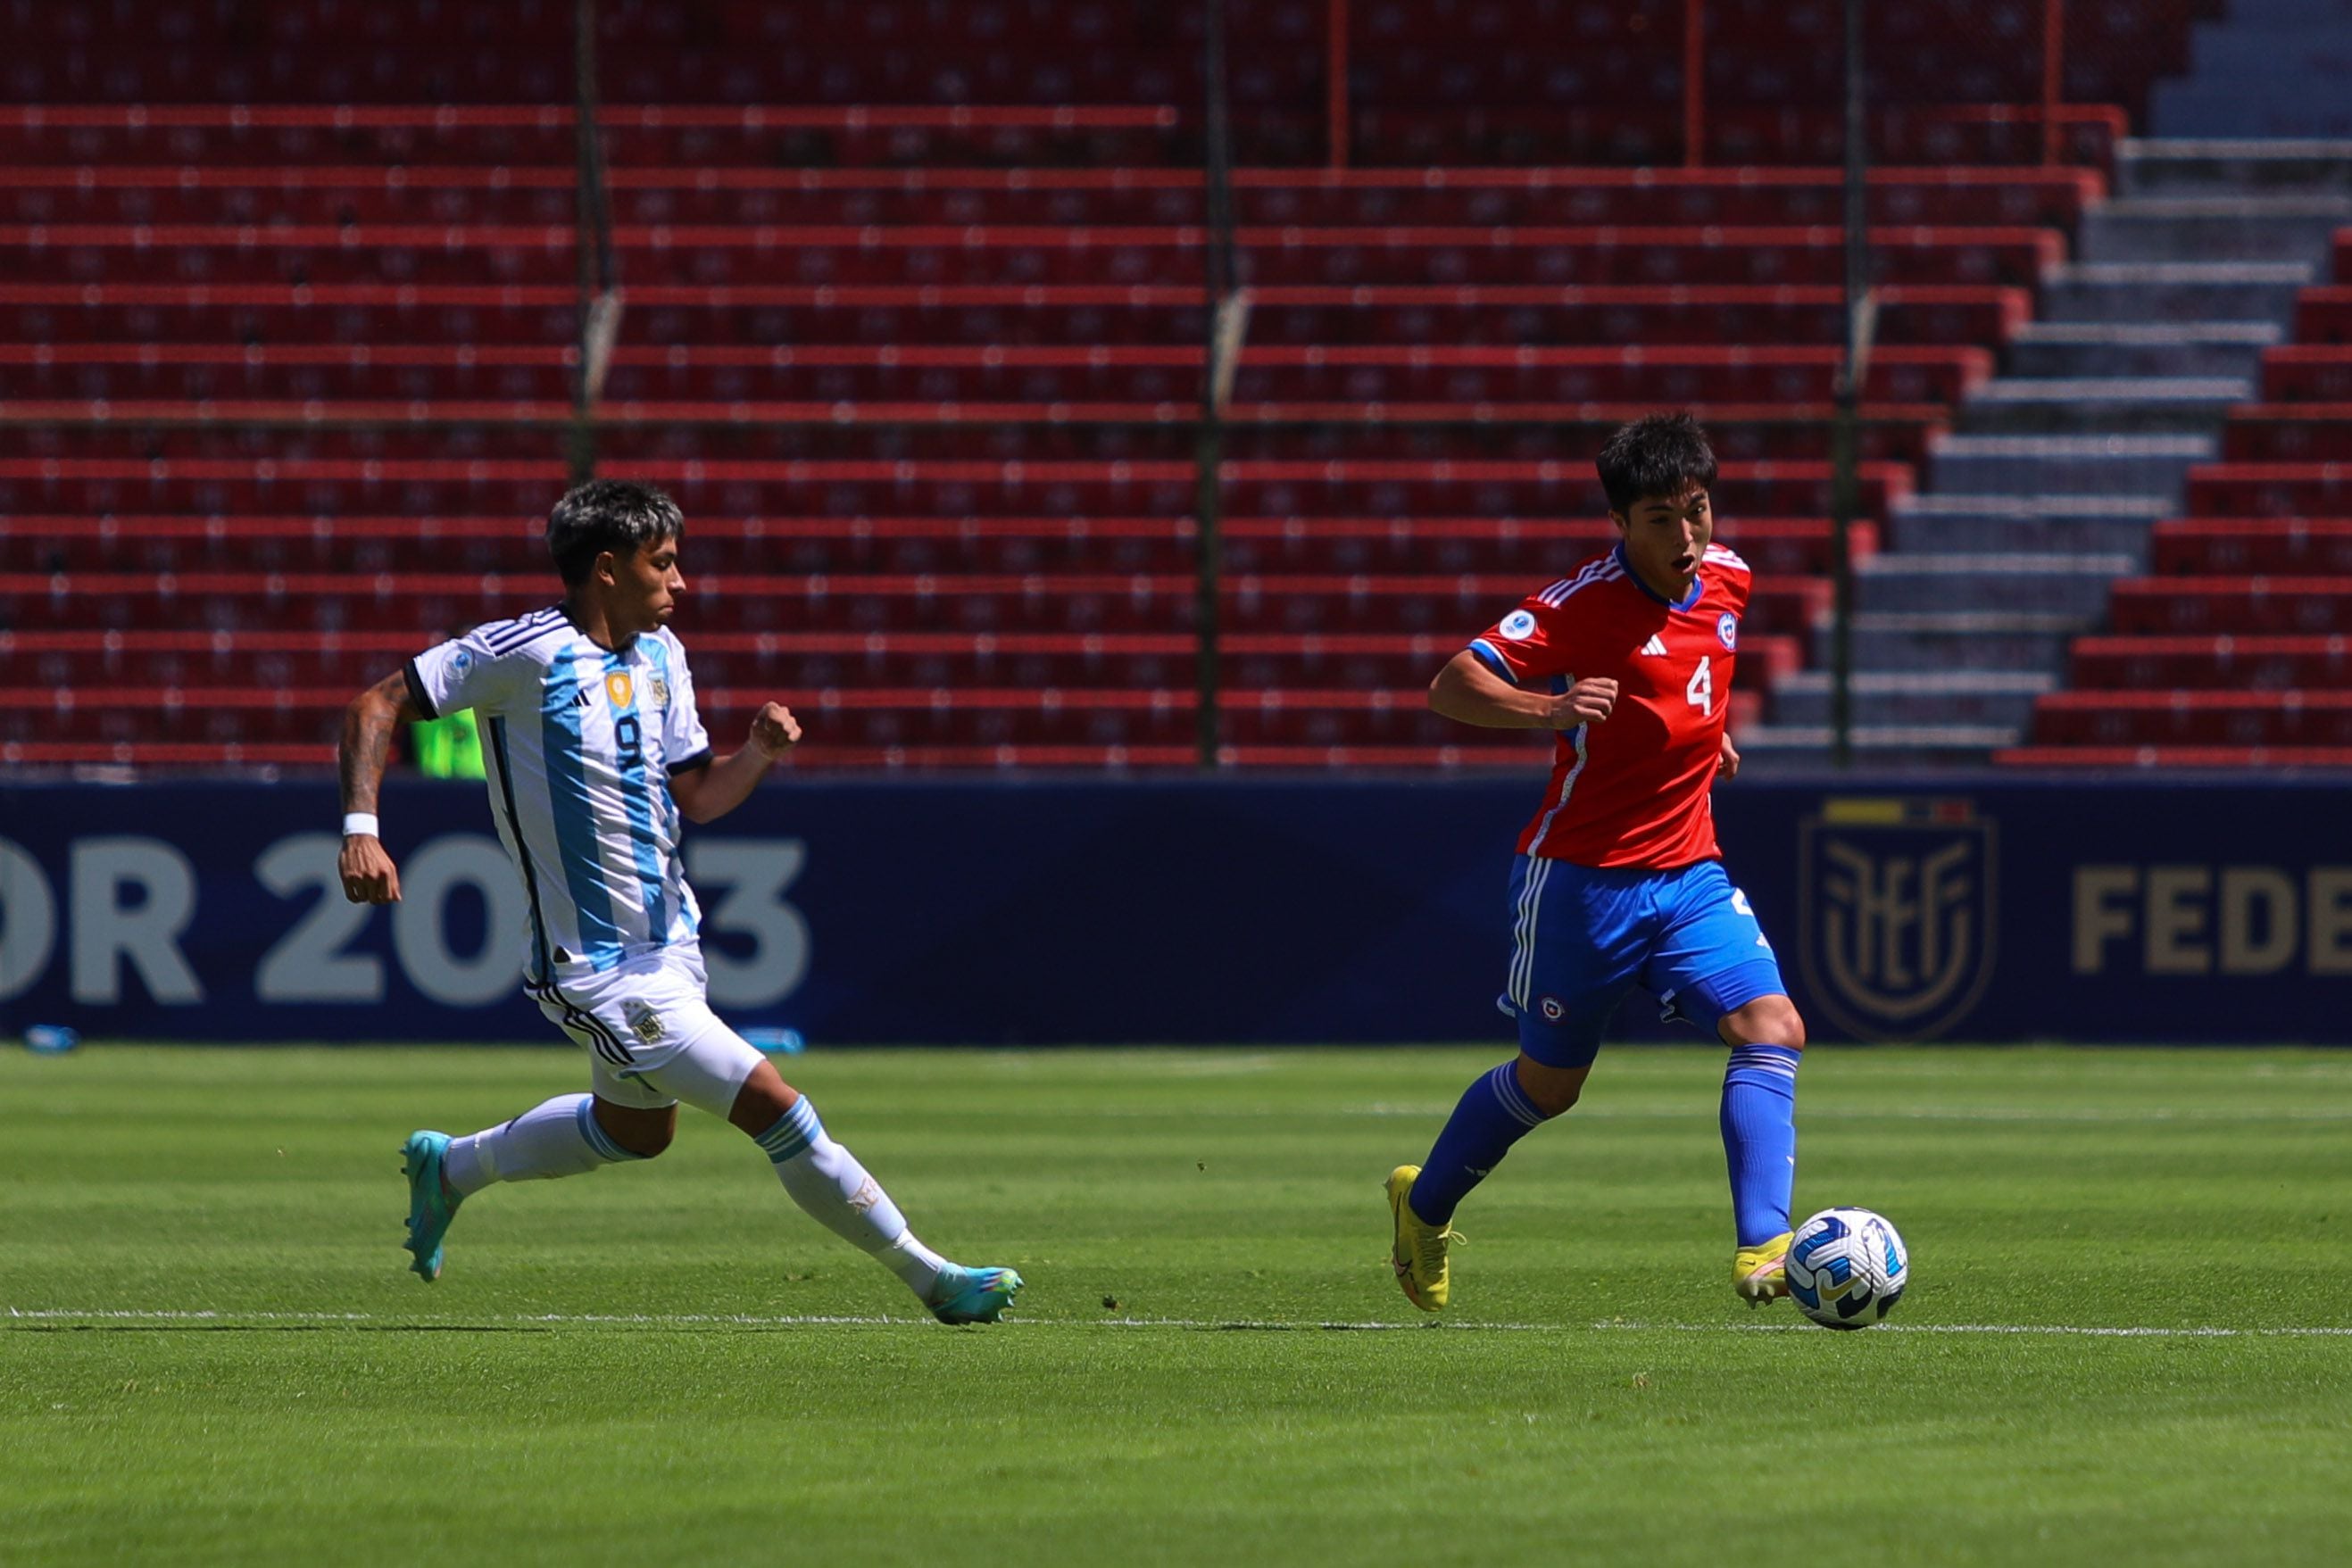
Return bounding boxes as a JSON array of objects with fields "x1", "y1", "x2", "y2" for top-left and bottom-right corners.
[{"x1": 343, "y1": 812, "x2": 380, "y2": 839}]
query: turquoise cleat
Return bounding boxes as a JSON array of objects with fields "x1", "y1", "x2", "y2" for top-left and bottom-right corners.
[
  {"x1": 400, "y1": 1131, "x2": 462, "y2": 1283},
  {"x1": 927, "y1": 1265, "x2": 1023, "y2": 1324}
]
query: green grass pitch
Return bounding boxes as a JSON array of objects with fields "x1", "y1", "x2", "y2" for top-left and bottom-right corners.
[{"x1": 5, "y1": 1043, "x2": 2350, "y2": 1565}]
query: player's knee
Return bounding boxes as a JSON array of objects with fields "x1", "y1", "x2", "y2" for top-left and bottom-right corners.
[
  {"x1": 621, "y1": 1126, "x2": 674, "y2": 1158},
  {"x1": 1513, "y1": 1055, "x2": 1586, "y2": 1118},
  {"x1": 1722, "y1": 995, "x2": 1806, "y2": 1052},
  {"x1": 726, "y1": 1058, "x2": 802, "y2": 1137},
  {"x1": 594, "y1": 1102, "x2": 676, "y2": 1158}
]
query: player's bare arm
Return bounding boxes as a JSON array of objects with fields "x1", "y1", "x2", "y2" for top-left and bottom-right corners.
[
  {"x1": 667, "y1": 700, "x2": 802, "y2": 824},
  {"x1": 338, "y1": 669, "x2": 423, "y2": 904},
  {"x1": 1429, "y1": 649, "x2": 1619, "y2": 729},
  {"x1": 1718, "y1": 730, "x2": 1741, "y2": 779}
]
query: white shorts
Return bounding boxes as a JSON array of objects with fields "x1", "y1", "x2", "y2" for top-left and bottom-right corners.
[{"x1": 525, "y1": 943, "x2": 764, "y2": 1118}]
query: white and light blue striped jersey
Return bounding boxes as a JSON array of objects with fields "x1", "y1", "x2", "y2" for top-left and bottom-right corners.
[{"x1": 406, "y1": 607, "x2": 712, "y2": 982}]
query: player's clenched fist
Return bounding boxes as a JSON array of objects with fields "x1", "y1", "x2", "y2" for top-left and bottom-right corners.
[
  {"x1": 339, "y1": 834, "x2": 402, "y2": 904},
  {"x1": 1548, "y1": 676, "x2": 1620, "y2": 726},
  {"x1": 750, "y1": 701, "x2": 802, "y2": 758}
]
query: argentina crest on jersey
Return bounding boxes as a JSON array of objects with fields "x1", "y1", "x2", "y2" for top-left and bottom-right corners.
[{"x1": 1798, "y1": 797, "x2": 1999, "y2": 1041}]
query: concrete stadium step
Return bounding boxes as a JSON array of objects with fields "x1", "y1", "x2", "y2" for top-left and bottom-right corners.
[
  {"x1": 1733, "y1": 723, "x2": 2020, "y2": 771},
  {"x1": 2036, "y1": 262, "x2": 2313, "y2": 323},
  {"x1": 2076, "y1": 197, "x2": 2352, "y2": 263},
  {"x1": 1885, "y1": 494, "x2": 2168, "y2": 559},
  {"x1": 1766, "y1": 669, "x2": 2055, "y2": 729},
  {"x1": 2004, "y1": 321, "x2": 2279, "y2": 380},
  {"x1": 2152, "y1": 83, "x2": 2352, "y2": 141},
  {"x1": 2117, "y1": 138, "x2": 2352, "y2": 196},
  {"x1": 1956, "y1": 377, "x2": 2249, "y2": 434},
  {"x1": 1853, "y1": 552, "x2": 2135, "y2": 616},
  {"x1": 1808, "y1": 612, "x2": 2086, "y2": 672},
  {"x1": 2201, "y1": 0, "x2": 2352, "y2": 24},
  {"x1": 1925, "y1": 433, "x2": 2215, "y2": 497},
  {"x1": 2185, "y1": 29, "x2": 2352, "y2": 80}
]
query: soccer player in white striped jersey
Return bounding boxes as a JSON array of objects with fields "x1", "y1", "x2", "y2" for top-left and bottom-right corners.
[{"x1": 337, "y1": 479, "x2": 1021, "y2": 1323}]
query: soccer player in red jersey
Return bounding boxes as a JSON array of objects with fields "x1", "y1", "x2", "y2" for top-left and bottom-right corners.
[{"x1": 1386, "y1": 412, "x2": 1808, "y2": 1313}]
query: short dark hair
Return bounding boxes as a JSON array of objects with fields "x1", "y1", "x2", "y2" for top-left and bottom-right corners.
[
  {"x1": 545, "y1": 479, "x2": 685, "y2": 585},
  {"x1": 1595, "y1": 411, "x2": 1719, "y2": 516}
]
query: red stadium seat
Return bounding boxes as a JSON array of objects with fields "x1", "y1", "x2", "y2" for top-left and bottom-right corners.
[
  {"x1": 5, "y1": 403, "x2": 1946, "y2": 470},
  {"x1": 2148, "y1": 519, "x2": 2352, "y2": 577},
  {"x1": 2025, "y1": 690, "x2": 2352, "y2": 749},
  {"x1": 0, "y1": 342, "x2": 1994, "y2": 407},
  {"x1": 0, "y1": 221, "x2": 2065, "y2": 292},
  {"x1": 2183, "y1": 464, "x2": 2352, "y2": 518},
  {"x1": 2066, "y1": 635, "x2": 2352, "y2": 693},
  {"x1": 0, "y1": 625, "x2": 1808, "y2": 701},
  {"x1": 0, "y1": 457, "x2": 1912, "y2": 520},
  {"x1": 0, "y1": 512, "x2": 1875, "y2": 579},
  {"x1": 2107, "y1": 577, "x2": 2352, "y2": 636},
  {"x1": 1993, "y1": 744, "x2": 2352, "y2": 769},
  {"x1": 0, "y1": 281, "x2": 2033, "y2": 349},
  {"x1": 2259, "y1": 345, "x2": 2352, "y2": 404},
  {"x1": 0, "y1": 570, "x2": 1832, "y2": 642},
  {"x1": 2219, "y1": 409, "x2": 2352, "y2": 463},
  {"x1": 0, "y1": 103, "x2": 2133, "y2": 171},
  {"x1": 0, "y1": 166, "x2": 2103, "y2": 231}
]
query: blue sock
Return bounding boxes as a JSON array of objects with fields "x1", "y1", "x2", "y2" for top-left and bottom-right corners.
[
  {"x1": 1721, "y1": 1044, "x2": 1801, "y2": 1246},
  {"x1": 1408, "y1": 1060, "x2": 1553, "y2": 1225}
]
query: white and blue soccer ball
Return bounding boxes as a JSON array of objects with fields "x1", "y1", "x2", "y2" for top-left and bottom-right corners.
[{"x1": 1785, "y1": 1207, "x2": 1908, "y2": 1331}]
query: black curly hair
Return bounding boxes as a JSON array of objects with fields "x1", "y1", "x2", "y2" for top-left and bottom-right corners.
[
  {"x1": 545, "y1": 479, "x2": 686, "y2": 585},
  {"x1": 1595, "y1": 411, "x2": 1719, "y2": 516}
]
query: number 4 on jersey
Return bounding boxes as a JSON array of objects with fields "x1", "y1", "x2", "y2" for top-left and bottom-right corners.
[{"x1": 1685, "y1": 654, "x2": 1713, "y2": 718}]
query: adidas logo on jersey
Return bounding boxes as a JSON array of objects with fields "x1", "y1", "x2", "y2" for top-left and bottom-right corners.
[{"x1": 1640, "y1": 635, "x2": 1669, "y2": 656}]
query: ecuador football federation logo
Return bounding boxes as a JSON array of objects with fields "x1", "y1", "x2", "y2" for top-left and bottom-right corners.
[{"x1": 1798, "y1": 798, "x2": 1997, "y2": 1042}]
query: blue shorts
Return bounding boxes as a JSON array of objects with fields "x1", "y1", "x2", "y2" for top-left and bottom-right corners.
[{"x1": 1497, "y1": 855, "x2": 1789, "y2": 1069}]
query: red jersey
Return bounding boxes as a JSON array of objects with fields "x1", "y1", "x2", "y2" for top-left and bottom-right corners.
[{"x1": 1467, "y1": 541, "x2": 1750, "y2": 869}]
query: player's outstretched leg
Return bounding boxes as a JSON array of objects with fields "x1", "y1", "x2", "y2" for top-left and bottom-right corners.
[
  {"x1": 1718, "y1": 998, "x2": 1807, "y2": 1307},
  {"x1": 737, "y1": 1071, "x2": 1022, "y2": 1324},
  {"x1": 405, "y1": 1095, "x2": 656, "y2": 1283}
]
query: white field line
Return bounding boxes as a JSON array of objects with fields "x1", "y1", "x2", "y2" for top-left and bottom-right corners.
[
  {"x1": 1311, "y1": 1106, "x2": 2352, "y2": 1123},
  {"x1": 9, "y1": 1307, "x2": 2352, "y2": 1338}
]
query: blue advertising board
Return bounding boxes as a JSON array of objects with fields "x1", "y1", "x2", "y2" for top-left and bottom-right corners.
[{"x1": 1, "y1": 776, "x2": 2346, "y2": 1045}]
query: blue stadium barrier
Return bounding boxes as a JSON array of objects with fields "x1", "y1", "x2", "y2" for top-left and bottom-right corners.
[{"x1": 1, "y1": 777, "x2": 2345, "y2": 1045}]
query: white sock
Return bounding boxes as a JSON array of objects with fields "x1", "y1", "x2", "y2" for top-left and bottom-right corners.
[
  {"x1": 442, "y1": 1093, "x2": 639, "y2": 1196},
  {"x1": 752, "y1": 1097, "x2": 949, "y2": 1298}
]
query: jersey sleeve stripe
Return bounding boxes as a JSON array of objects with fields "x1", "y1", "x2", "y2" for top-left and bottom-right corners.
[
  {"x1": 1704, "y1": 544, "x2": 1751, "y2": 572},
  {"x1": 403, "y1": 656, "x2": 440, "y2": 720},
  {"x1": 480, "y1": 607, "x2": 565, "y2": 656},
  {"x1": 1467, "y1": 640, "x2": 1517, "y2": 683},
  {"x1": 665, "y1": 747, "x2": 714, "y2": 776},
  {"x1": 1537, "y1": 558, "x2": 1622, "y2": 606}
]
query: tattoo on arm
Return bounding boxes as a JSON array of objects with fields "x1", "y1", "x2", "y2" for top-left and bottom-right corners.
[{"x1": 339, "y1": 671, "x2": 415, "y2": 813}]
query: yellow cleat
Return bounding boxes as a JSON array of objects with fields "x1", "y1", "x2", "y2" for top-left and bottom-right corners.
[
  {"x1": 1386, "y1": 1164, "x2": 1461, "y2": 1313},
  {"x1": 1733, "y1": 1232, "x2": 1794, "y2": 1307}
]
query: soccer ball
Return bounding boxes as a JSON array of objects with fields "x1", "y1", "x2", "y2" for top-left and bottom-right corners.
[{"x1": 1785, "y1": 1207, "x2": 1908, "y2": 1331}]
